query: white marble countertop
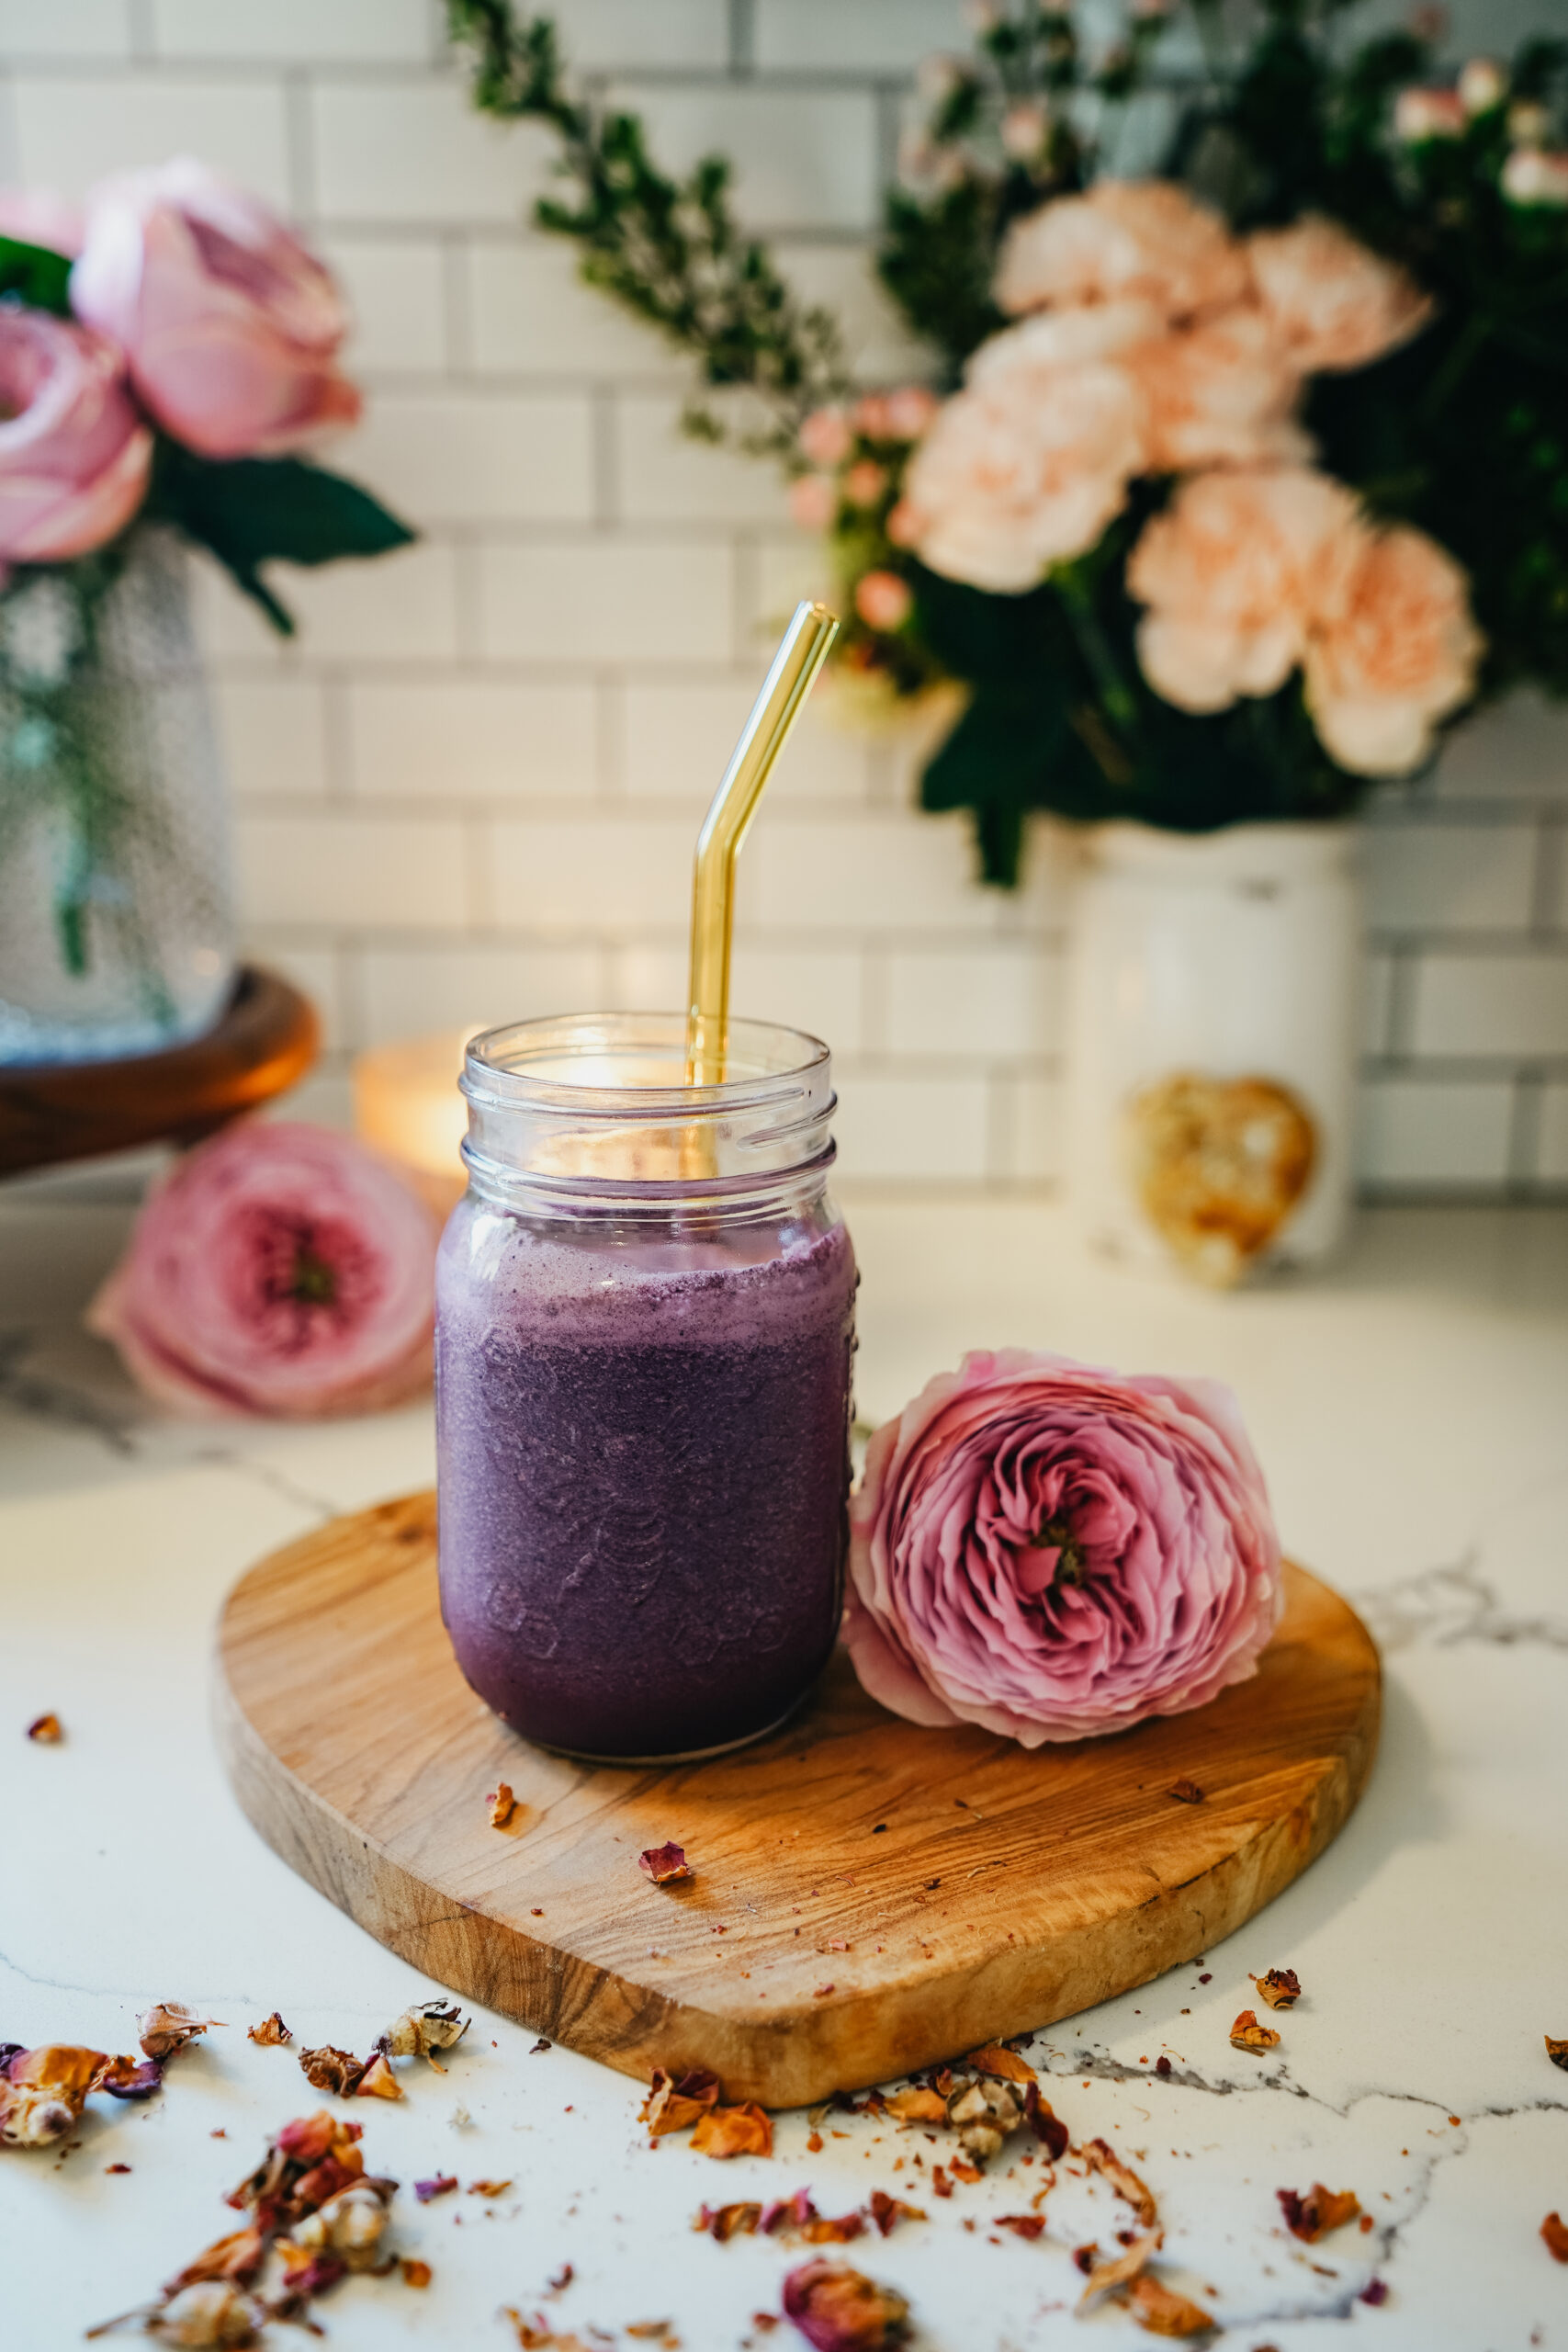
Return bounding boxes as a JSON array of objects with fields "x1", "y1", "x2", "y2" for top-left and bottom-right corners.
[{"x1": 3, "y1": 1170, "x2": 1567, "y2": 2352}]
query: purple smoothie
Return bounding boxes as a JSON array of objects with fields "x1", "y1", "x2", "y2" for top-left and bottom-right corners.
[{"x1": 435, "y1": 1198, "x2": 857, "y2": 1758}]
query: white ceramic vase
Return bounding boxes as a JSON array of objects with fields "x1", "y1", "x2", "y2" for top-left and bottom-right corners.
[{"x1": 1064, "y1": 820, "x2": 1362, "y2": 1286}]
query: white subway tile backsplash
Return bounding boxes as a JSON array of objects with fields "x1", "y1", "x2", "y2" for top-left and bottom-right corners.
[
  {"x1": 1363, "y1": 821, "x2": 1537, "y2": 934},
  {"x1": 490, "y1": 815, "x2": 696, "y2": 932},
  {"x1": 479, "y1": 539, "x2": 735, "y2": 664},
  {"x1": 550, "y1": 0, "x2": 728, "y2": 70},
  {"x1": 12, "y1": 74, "x2": 290, "y2": 204},
  {"x1": 1412, "y1": 953, "x2": 1568, "y2": 1059},
  {"x1": 773, "y1": 240, "x2": 938, "y2": 385},
  {"x1": 1434, "y1": 690, "x2": 1568, "y2": 801},
  {"x1": 834, "y1": 1069, "x2": 989, "y2": 1182},
  {"x1": 622, "y1": 684, "x2": 871, "y2": 806},
  {"x1": 321, "y1": 236, "x2": 447, "y2": 374},
  {"x1": 754, "y1": 0, "x2": 965, "y2": 74},
  {"x1": 1538, "y1": 1084, "x2": 1568, "y2": 1182},
  {"x1": 466, "y1": 239, "x2": 691, "y2": 380},
  {"x1": 616, "y1": 395, "x2": 791, "y2": 526},
  {"x1": 347, "y1": 390, "x2": 593, "y2": 525},
  {"x1": 312, "y1": 81, "x2": 553, "y2": 224},
  {"x1": 1007, "y1": 1075, "x2": 1066, "y2": 1184},
  {"x1": 886, "y1": 944, "x2": 1060, "y2": 1057},
  {"x1": 214, "y1": 677, "x2": 331, "y2": 801},
  {"x1": 237, "y1": 812, "x2": 468, "y2": 929},
  {"x1": 152, "y1": 0, "x2": 430, "y2": 62},
  {"x1": 611, "y1": 85, "x2": 881, "y2": 232},
  {"x1": 1358, "y1": 1079, "x2": 1514, "y2": 1187},
  {"x1": 615, "y1": 942, "x2": 864, "y2": 1049},
  {"x1": 752, "y1": 810, "x2": 1005, "y2": 933},
  {"x1": 0, "y1": 0, "x2": 128, "y2": 61},
  {"x1": 348, "y1": 680, "x2": 597, "y2": 800},
  {"x1": 355, "y1": 942, "x2": 602, "y2": 1045}
]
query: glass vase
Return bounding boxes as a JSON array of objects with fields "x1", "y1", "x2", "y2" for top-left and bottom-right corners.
[
  {"x1": 0, "y1": 526, "x2": 234, "y2": 1066},
  {"x1": 1065, "y1": 820, "x2": 1363, "y2": 1286}
]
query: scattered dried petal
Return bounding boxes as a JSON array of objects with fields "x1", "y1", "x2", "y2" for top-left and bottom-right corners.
[
  {"x1": 26, "y1": 1713, "x2": 62, "y2": 1744},
  {"x1": 1228, "y1": 2009, "x2": 1280, "y2": 2054},
  {"x1": 0, "y1": 2044, "x2": 107, "y2": 2147},
  {"x1": 866, "y1": 2190, "x2": 925, "y2": 2236},
  {"x1": 468, "y1": 2177, "x2": 513, "y2": 2198},
  {"x1": 381, "y1": 1999, "x2": 468, "y2": 2070},
  {"x1": 782, "y1": 2257, "x2": 910, "y2": 2350},
  {"x1": 488, "y1": 1783, "x2": 516, "y2": 1828},
  {"x1": 1277, "y1": 2183, "x2": 1359, "y2": 2243},
  {"x1": 547, "y1": 2263, "x2": 573, "y2": 2290},
  {"x1": 414, "y1": 2173, "x2": 458, "y2": 2203},
  {"x1": 885, "y1": 2087, "x2": 946, "y2": 2125},
  {"x1": 94, "y1": 2053, "x2": 164, "y2": 2101},
  {"x1": 639, "y1": 1842, "x2": 692, "y2": 1886},
  {"x1": 140, "y1": 2005, "x2": 220, "y2": 2061},
  {"x1": 145, "y1": 2281, "x2": 257, "y2": 2346},
  {"x1": 1168, "y1": 1779, "x2": 1203, "y2": 1804},
  {"x1": 355, "y1": 2052, "x2": 402, "y2": 2101},
  {"x1": 1545, "y1": 2037, "x2": 1568, "y2": 2073},
  {"x1": 931, "y1": 2166, "x2": 953, "y2": 2199},
  {"x1": 1543, "y1": 2211, "x2": 1568, "y2": 2262},
  {"x1": 400, "y1": 2258, "x2": 432, "y2": 2288},
  {"x1": 965, "y1": 2042, "x2": 1036, "y2": 2086},
  {"x1": 802, "y1": 2211, "x2": 865, "y2": 2245},
  {"x1": 692, "y1": 2101, "x2": 773, "y2": 2160},
  {"x1": 640, "y1": 2066, "x2": 724, "y2": 2138},
  {"x1": 164, "y1": 2226, "x2": 268, "y2": 2293},
  {"x1": 1359, "y1": 2277, "x2": 1389, "y2": 2305},
  {"x1": 1022, "y1": 2081, "x2": 1069, "y2": 2159},
  {"x1": 1251, "y1": 1969, "x2": 1302, "y2": 2010},
  {"x1": 698, "y1": 2200, "x2": 763, "y2": 2240},
  {"x1": 1126, "y1": 2272, "x2": 1215, "y2": 2336},
  {"x1": 290, "y1": 2179, "x2": 393, "y2": 2272},
  {"x1": 1081, "y1": 2139, "x2": 1158, "y2": 2228},
  {"x1": 298, "y1": 2045, "x2": 367, "y2": 2098},
  {"x1": 997, "y1": 2214, "x2": 1047, "y2": 2241},
  {"x1": 248, "y1": 2014, "x2": 290, "y2": 2047},
  {"x1": 1078, "y1": 2228, "x2": 1164, "y2": 2307}
]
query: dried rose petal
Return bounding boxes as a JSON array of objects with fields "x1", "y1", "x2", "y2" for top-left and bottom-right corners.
[
  {"x1": 248, "y1": 2014, "x2": 291, "y2": 2047},
  {"x1": 165, "y1": 2226, "x2": 269, "y2": 2293},
  {"x1": 783, "y1": 2258, "x2": 910, "y2": 2350},
  {"x1": 414, "y1": 2173, "x2": 458, "y2": 2202},
  {"x1": 639, "y1": 1842, "x2": 693, "y2": 1886},
  {"x1": 1078, "y1": 2228, "x2": 1163, "y2": 2306},
  {"x1": 1359, "y1": 2276, "x2": 1390, "y2": 2305},
  {"x1": 1546, "y1": 2037, "x2": 1568, "y2": 2072},
  {"x1": 1229, "y1": 2008, "x2": 1280, "y2": 2054},
  {"x1": 885, "y1": 2086, "x2": 946, "y2": 2124},
  {"x1": 469, "y1": 2177, "x2": 513, "y2": 2198},
  {"x1": 94, "y1": 2052, "x2": 164, "y2": 2100},
  {"x1": 1023, "y1": 2081, "x2": 1069, "y2": 2159},
  {"x1": 274, "y1": 2110, "x2": 347, "y2": 2166},
  {"x1": 140, "y1": 2004, "x2": 220, "y2": 2061},
  {"x1": 298, "y1": 2044, "x2": 367, "y2": 2097},
  {"x1": 488, "y1": 1782, "x2": 516, "y2": 1828},
  {"x1": 866, "y1": 2189, "x2": 926, "y2": 2236},
  {"x1": 1168, "y1": 1778, "x2": 1203, "y2": 1803},
  {"x1": 381, "y1": 1999, "x2": 468, "y2": 2071},
  {"x1": 965, "y1": 2042, "x2": 1036, "y2": 2086},
  {"x1": 26, "y1": 1713, "x2": 62, "y2": 1743},
  {"x1": 146, "y1": 2280, "x2": 258, "y2": 2346},
  {"x1": 355, "y1": 2052, "x2": 402, "y2": 2100},
  {"x1": 997, "y1": 2214, "x2": 1047, "y2": 2241},
  {"x1": 692, "y1": 2101, "x2": 773, "y2": 2160},
  {"x1": 401, "y1": 2258, "x2": 433, "y2": 2288},
  {"x1": 697, "y1": 2200, "x2": 762, "y2": 2240},
  {"x1": 0, "y1": 2044, "x2": 107, "y2": 2147},
  {"x1": 640, "y1": 2065, "x2": 724, "y2": 2139},
  {"x1": 1278, "y1": 2183, "x2": 1359, "y2": 2242},
  {"x1": 762, "y1": 2188, "x2": 818, "y2": 2235},
  {"x1": 1081, "y1": 2137, "x2": 1158, "y2": 2227},
  {"x1": 802, "y1": 2211, "x2": 865, "y2": 2245},
  {"x1": 1126, "y1": 2272, "x2": 1215, "y2": 2336},
  {"x1": 289, "y1": 2179, "x2": 393, "y2": 2271},
  {"x1": 1251, "y1": 1968, "x2": 1302, "y2": 2010}
]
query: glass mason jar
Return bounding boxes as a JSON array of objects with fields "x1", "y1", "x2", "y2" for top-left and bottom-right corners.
[
  {"x1": 0, "y1": 526, "x2": 235, "y2": 1065},
  {"x1": 435, "y1": 1012, "x2": 858, "y2": 1763}
]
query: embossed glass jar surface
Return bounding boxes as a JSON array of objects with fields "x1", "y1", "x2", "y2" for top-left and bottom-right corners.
[{"x1": 434, "y1": 1013, "x2": 857, "y2": 1763}]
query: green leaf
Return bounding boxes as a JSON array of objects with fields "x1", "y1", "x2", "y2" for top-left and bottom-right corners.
[
  {"x1": 0, "y1": 234, "x2": 73, "y2": 317},
  {"x1": 150, "y1": 446, "x2": 415, "y2": 633}
]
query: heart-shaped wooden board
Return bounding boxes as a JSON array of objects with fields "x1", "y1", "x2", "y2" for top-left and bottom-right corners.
[{"x1": 215, "y1": 1490, "x2": 1379, "y2": 2108}]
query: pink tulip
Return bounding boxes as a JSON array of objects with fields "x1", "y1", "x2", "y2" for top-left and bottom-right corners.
[
  {"x1": 0, "y1": 311, "x2": 151, "y2": 562},
  {"x1": 71, "y1": 157, "x2": 360, "y2": 459},
  {"x1": 87, "y1": 1123, "x2": 438, "y2": 1419},
  {"x1": 844, "y1": 1348, "x2": 1283, "y2": 1745}
]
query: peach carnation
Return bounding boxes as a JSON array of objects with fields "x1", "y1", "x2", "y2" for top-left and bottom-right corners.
[
  {"x1": 1303, "y1": 523, "x2": 1483, "y2": 775},
  {"x1": 1247, "y1": 214, "x2": 1433, "y2": 375},
  {"x1": 996, "y1": 179, "x2": 1249, "y2": 322},
  {"x1": 1131, "y1": 303, "x2": 1306, "y2": 472},
  {"x1": 1128, "y1": 465, "x2": 1361, "y2": 713}
]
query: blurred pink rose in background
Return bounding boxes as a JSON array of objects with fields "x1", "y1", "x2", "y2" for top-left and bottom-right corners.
[
  {"x1": 1247, "y1": 214, "x2": 1432, "y2": 374},
  {"x1": 854, "y1": 569, "x2": 913, "y2": 630},
  {"x1": 0, "y1": 187, "x2": 84, "y2": 255},
  {"x1": 996, "y1": 179, "x2": 1248, "y2": 322},
  {"x1": 0, "y1": 311, "x2": 152, "y2": 561},
  {"x1": 71, "y1": 157, "x2": 360, "y2": 459},
  {"x1": 844, "y1": 1347, "x2": 1283, "y2": 1745},
  {"x1": 1131, "y1": 302, "x2": 1306, "y2": 471},
  {"x1": 788, "y1": 473, "x2": 837, "y2": 530},
  {"x1": 88, "y1": 1122, "x2": 437, "y2": 1419},
  {"x1": 798, "y1": 404, "x2": 853, "y2": 468},
  {"x1": 1128, "y1": 463, "x2": 1361, "y2": 712},
  {"x1": 1303, "y1": 520, "x2": 1483, "y2": 775}
]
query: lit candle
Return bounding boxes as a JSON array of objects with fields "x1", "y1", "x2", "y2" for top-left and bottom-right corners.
[{"x1": 351, "y1": 1029, "x2": 475, "y2": 1213}]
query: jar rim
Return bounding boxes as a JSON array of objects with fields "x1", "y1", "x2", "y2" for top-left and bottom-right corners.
[{"x1": 462, "y1": 1011, "x2": 830, "y2": 1120}]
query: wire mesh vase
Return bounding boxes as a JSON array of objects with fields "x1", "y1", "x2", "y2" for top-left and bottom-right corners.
[{"x1": 0, "y1": 526, "x2": 234, "y2": 1066}]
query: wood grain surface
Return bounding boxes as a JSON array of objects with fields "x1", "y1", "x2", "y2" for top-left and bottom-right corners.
[{"x1": 215, "y1": 1490, "x2": 1380, "y2": 2109}]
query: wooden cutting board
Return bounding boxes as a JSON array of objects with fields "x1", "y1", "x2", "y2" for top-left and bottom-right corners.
[{"x1": 215, "y1": 1490, "x2": 1379, "y2": 2108}]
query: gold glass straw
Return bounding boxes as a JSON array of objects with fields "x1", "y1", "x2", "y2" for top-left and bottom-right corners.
[{"x1": 685, "y1": 599, "x2": 840, "y2": 1086}]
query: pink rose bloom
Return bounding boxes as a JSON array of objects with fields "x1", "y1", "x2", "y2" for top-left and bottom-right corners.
[
  {"x1": 996, "y1": 180, "x2": 1249, "y2": 322},
  {"x1": 87, "y1": 1122, "x2": 438, "y2": 1419},
  {"x1": 1502, "y1": 147, "x2": 1568, "y2": 207},
  {"x1": 845, "y1": 1349, "x2": 1283, "y2": 1746},
  {"x1": 854, "y1": 569, "x2": 913, "y2": 630},
  {"x1": 902, "y1": 306, "x2": 1151, "y2": 590},
  {"x1": 1247, "y1": 215, "x2": 1432, "y2": 374},
  {"x1": 0, "y1": 187, "x2": 84, "y2": 255},
  {"x1": 1130, "y1": 303, "x2": 1306, "y2": 472},
  {"x1": 882, "y1": 384, "x2": 939, "y2": 441},
  {"x1": 1303, "y1": 521, "x2": 1483, "y2": 775},
  {"x1": 0, "y1": 311, "x2": 152, "y2": 562},
  {"x1": 1393, "y1": 86, "x2": 1467, "y2": 141},
  {"x1": 70, "y1": 157, "x2": 360, "y2": 459},
  {"x1": 1127, "y1": 464, "x2": 1362, "y2": 713},
  {"x1": 788, "y1": 472, "x2": 837, "y2": 530},
  {"x1": 798, "y1": 404, "x2": 853, "y2": 468}
]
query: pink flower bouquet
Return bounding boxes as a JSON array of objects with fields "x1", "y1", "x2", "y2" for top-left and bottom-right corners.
[
  {"x1": 845, "y1": 1349, "x2": 1283, "y2": 1746},
  {"x1": 87, "y1": 1123, "x2": 437, "y2": 1419}
]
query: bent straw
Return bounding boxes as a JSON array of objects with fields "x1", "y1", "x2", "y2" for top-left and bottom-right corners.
[{"x1": 685, "y1": 598, "x2": 840, "y2": 1086}]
